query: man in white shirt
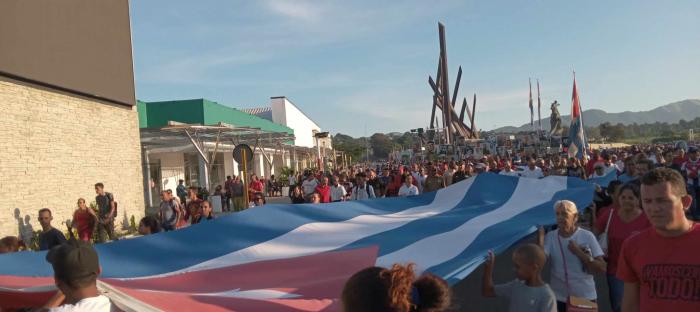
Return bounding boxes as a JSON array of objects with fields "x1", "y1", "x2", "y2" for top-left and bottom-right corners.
[
  {"x1": 351, "y1": 173, "x2": 376, "y2": 200},
  {"x1": 43, "y1": 240, "x2": 115, "y2": 311},
  {"x1": 499, "y1": 160, "x2": 520, "y2": 177},
  {"x1": 601, "y1": 155, "x2": 618, "y2": 176},
  {"x1": 588, "y1": 163, "x2": 608, "y2": 179},
  {"x1": 410, "y1": 164, "x2": 425, "y2": 193},
  {"x1": 330, "y1": 176, "x2": 348, "y2": 202},
  {"x1": 520, "y1": 159, "x2": 544, "y2": 179},
  {"x1": 610, "y1": 154, "x2": 623, "y2": 173},
  {"x1": 301, "y1": 174, "x2": 318, "y2": 197},
  {"x1": 287, "y1": 170, "x2": 297, "y2": 197},
  {"x1": 443, "y1": 162, "x2": 455, "y2": 186},
  {"x1": 398, "y1": 173, "x2": 420, "y2": 196}
]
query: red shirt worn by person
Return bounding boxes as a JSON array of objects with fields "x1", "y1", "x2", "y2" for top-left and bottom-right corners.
[
  {"x1": 73, "y1": 209, "x2": 94, "y2": 241},
  {"x1": 596, "y1": 203, "x2": 618, "y2": 220},
  {"x1": 315, "y1": 184, "x2": 331, "y2": 203},
  {"x1": 617, "y1": 223, "x2": 700, "y2": 311},
  {"x1": 585, "y1": 156, "x2": 604, "y2": 177},
  {"x1": 673, "y1": 155, "x2": 688, "y2": 167},
  {"x1": 250, "y1": 180, "x2": 264, "y2": 194},
  {"x1": 594, "y1": 209, "x2": 651, "y2": 274}
]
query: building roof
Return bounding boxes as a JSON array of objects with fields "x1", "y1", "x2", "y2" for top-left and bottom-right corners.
[
  {"x1": 240, "y1": 107, "x2": 273, "y2": 121},
  {"x1": 137, "y1": 99, "x2": 293, "y2": 135},
  {"x1": 271, "y1": 96, "x2": 321, "y2": 130}
]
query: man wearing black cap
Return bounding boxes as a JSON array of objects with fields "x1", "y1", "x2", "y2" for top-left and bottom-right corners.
[{"x1": 43, "y1": 240, "x2": 114, "y2": 311}]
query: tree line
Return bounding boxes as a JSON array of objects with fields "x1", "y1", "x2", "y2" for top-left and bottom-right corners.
[{"x1": 331, "y1": 117, "x2": 698, "y2": 162}]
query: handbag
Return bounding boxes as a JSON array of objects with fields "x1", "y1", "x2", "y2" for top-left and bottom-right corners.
[
  {"x1": 597, "y1": 210, "x2": 614, "y2": 256},
  {"x1": 557, "y1": 233, "x2": 598, "y2": 312}
]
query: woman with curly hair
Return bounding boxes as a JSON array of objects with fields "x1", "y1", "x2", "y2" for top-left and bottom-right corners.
[{"x1": 342, "y1": 263, "x2": 451, "y2": 312}]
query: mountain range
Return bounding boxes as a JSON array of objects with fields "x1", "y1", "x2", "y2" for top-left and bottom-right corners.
[{"x1": 491, "y1": 99, "x2": 700, "y2": 133}]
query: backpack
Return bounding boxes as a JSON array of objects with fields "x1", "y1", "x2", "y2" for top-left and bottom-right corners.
[
  {"x1": 109, "y1": 193, "x2": 118, "y2": 216},
  {"x1": 99, "y1": 192, "x2": 118, "y2": 217}
]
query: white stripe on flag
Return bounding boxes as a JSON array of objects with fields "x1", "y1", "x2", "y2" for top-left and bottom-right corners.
[
  {"x1": 129, "y1": 178, "x2": 476, "y2": 279},
  {"x1": 376, "y1": 176, "x2": 567, "y2": 276},
  {"x1": 0, "y1": 285, "x2": 57, "y2": 293}
]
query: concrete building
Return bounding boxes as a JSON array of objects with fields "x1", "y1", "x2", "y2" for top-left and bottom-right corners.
[
  {"x1": 0, "y1": 0, "x2": 144, "y2": 240},
  {"x1": 137, "y1": 99, "x2": 322, "y2": 208},
  {"x1": 243, "y1": 96, "x2": 333, "y2": 170}
]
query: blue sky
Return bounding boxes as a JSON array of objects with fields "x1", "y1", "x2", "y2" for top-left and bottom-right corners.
[{"x1": 130, "y1": 0, "x2": 700, "y2": 137}]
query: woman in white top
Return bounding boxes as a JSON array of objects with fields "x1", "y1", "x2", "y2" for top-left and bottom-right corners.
[
  {"x1": 537, "y1": 200, "x2": 606, "y2": 311},
  {"x1": 398, "y1": 173, "x2": 419, "y2": 197}
]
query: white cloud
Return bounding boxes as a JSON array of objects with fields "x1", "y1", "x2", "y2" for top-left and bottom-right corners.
[{"x1": 263, "y1": 0, "x2": 324, "y2": 22}]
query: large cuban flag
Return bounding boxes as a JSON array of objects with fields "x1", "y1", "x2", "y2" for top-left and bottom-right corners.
[
  {"x1": 567, "y1": 74, "x2": 588, "y2": 160},
  {"x1": 0, "y1": 174, "x2": 594, "y2": 311}
]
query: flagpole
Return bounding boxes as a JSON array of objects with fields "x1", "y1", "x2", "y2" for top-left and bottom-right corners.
[
  {"x1": 528, "y1": 78, "x2": 533, "y2": 132},
  {"x1": 537, "y1": 79, "x2": 541, "y2": 134},
  {"x1": 573, "y1": 71, "x2": 588, "y2": 159}
]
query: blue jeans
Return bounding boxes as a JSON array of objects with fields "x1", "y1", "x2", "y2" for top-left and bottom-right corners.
[{"x1": 607, "y1": 274, "x2": 624, "y2": 312}]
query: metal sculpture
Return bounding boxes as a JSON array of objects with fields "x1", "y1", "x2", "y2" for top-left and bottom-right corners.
[{"x1": 427, "y1": 23, "x2": 478, "y2": 141}]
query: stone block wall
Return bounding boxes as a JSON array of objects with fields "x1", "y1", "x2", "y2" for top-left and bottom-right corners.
[{"x1": 0, "y1": 76, "x2": 144, "y2": 242}]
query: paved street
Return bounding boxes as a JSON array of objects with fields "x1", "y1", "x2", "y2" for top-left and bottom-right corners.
[{"x1": 263, "y1": 196, "x2": 613, "y2": 312}]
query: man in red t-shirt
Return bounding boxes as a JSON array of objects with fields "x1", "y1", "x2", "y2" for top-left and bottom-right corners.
[
  {"x1": 315, "y1": 176, "x2": 331, "y2": 203},
  {"x1": 617, "y1": 168, "x2": 700, "y2": 312},
  {"x1": 585, "y1": 149, "x2": 604, "y2": 177},
  {"x1": 248, "y1": 174, "x2": 264, "y2": 197}
]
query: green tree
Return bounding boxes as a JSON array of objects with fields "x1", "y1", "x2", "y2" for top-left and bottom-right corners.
[{"x1": 370, "y1": 133, "x2": 393, "y2": 159}]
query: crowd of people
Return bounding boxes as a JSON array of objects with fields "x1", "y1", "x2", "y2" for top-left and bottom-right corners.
[{"x1": 2, "y1": 143, "x2": 699, "y2": 311}]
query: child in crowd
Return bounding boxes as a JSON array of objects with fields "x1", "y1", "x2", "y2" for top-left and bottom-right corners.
[
  {"x1": 138, "y1": 216, "x2": 162, "y2": 235},
  {"x1": 342, "y1": 263, "x2": 451, "y2": 312},
  {"x1": 0, "y1": 236, "x2": 25, "y2": 253},
  {"x1": 482, "y1": 244, "x2": 556, "y2": 312}
]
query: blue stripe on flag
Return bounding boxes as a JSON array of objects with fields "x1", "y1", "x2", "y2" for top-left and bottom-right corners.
[
  {"x1": 588, "y1": 170, "x2": 617, "y2": 188},
  {"x1": 0, "y1": 193, "x2": 437, "y2": 278},
  {"x1": 340, "y1": 174, "x2": 519, "y2": 256},
  {"x1": 430, "y1": 177, "x2": 594, "y2": 284}
]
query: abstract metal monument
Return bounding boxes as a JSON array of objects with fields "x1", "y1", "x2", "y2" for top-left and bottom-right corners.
[{"x1": 428, "y1": 22, "x2": 478, "y2": 143}]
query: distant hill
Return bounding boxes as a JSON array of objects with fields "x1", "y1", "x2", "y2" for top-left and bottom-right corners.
[{"x1": 492, "y1": 99, "x2": 700, "y2": 133}]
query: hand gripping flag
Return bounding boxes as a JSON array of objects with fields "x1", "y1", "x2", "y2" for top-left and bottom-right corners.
[
  {"x1": 0, "y1": 174, "x2": 594, "y2": 311},
  {"x1": 567, "y1": 74, "x2": 588, "y2": 159}
]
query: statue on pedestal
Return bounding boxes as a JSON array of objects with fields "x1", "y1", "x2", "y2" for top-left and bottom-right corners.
[{"x1": 549, "y1": 101, "x2": 562, "y2": 137}]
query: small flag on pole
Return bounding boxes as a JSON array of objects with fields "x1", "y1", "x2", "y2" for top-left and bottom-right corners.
[
  {"x1": 529, "y1": 78, "x2": 534, "y2": 128},
  {"x1": 537, "y1": 79, "x2": 542, "y2": 132},
  {"x1": 567, "y1": 72, "x2": 588, "y2": 159}
]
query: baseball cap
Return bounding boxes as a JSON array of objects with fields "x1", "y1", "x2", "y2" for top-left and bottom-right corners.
[
  {"x1": 46, "y1": 240, "x2": 99, "y2": 282},
  {"x1": 689, "y1": 147, "x2": 698, "y2": 153}
]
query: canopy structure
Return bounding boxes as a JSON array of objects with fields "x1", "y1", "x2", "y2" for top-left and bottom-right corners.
[
  {"x1": 141, "y1": 121, "x2": 296, "y2": 153},
  {"x1": 140, "y1": 121, "x2": 304, "y2": 204}
]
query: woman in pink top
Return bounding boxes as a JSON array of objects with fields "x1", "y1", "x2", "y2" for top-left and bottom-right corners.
[{"x1": 594, "y1": 183, "x2": 651, "y2": 312}]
